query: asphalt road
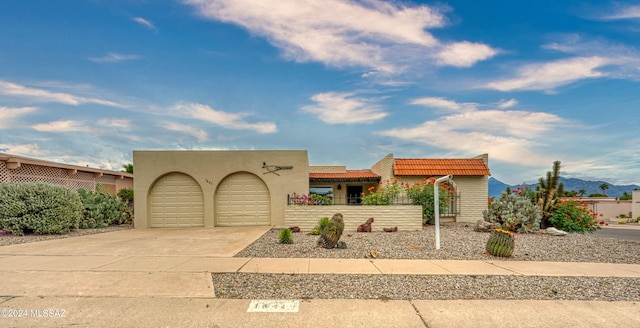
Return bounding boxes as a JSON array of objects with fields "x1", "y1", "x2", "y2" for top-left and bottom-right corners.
[{"x1": 594, "y1": 226, "x2": 640, "y2": 242}]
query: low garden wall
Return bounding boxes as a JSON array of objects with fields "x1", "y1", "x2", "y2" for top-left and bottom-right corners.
[{"x1": 284, "y1": 205, "x2": 423, "y2": 232}]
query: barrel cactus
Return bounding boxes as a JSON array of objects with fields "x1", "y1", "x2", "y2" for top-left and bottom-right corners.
[{"x1": 485, "y1": 229, "x2": 515, "y2": 258}]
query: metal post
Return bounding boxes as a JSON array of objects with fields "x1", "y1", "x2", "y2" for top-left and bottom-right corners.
[{"x1": 434, "y1": 175, "x2": 452, "y2": 250}]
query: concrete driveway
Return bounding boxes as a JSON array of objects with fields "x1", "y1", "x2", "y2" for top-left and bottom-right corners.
[
  {"x1": 0, "y1": 226, "x2": 270, "y2": 299},
  {"x1": 0, "y1": 226, "x2": 271, "y2": 257}
]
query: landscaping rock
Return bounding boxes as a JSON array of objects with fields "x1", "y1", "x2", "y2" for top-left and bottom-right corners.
[
  {"x1": 356, "y1": 217, "x2": 374, "y2": 232},
  {"x1": 542, "y1": 227, "x2": 568, "y2": 236}
]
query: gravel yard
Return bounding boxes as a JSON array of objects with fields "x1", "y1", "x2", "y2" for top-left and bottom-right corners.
[
  {"x1": 235, "y1": 223, "x2": 640, "y2": 264},
  {"x1": 218, "y1": 223, "x2": 640, "y2": 300}
]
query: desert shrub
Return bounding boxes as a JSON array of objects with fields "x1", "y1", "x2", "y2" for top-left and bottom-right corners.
[
  {"x1": 310, "y1": 217, "x2": 330, "y2": 235},
  {"x1": 483, "y1": 191, "x2": 541, "y2": 233},
  {"x1": 0, "y1": 183, "x2": 83, "y2": 235},
  {"x1": 77, "y1": 187, "x2": 132, "y2": 228},
  {"x1": 548, "y1": 198, "x2": 599, "y2": 233},
  {"x1": 117, "y1": 188, "x2": 134, "y2": 205},
  {"x1": 361, "y1": 179, "x2": 402, "y2": 205},
  {"x1": 406, "y1": 179, "x2": 453, "y2": 225},
  {"x1": 278, "y1": 228, "x2": 293, "y2": 244}
]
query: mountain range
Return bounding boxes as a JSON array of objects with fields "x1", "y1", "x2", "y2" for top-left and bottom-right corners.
[{"x1": 489, "y1": 177, "x2": 640, "y2": 199}]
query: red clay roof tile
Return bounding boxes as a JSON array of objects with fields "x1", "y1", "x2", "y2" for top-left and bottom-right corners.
[
  {"x1": 393, "y1": 158, "x2": 490, "y2": 176},
  {"x1": 309, "y1": 169, "x2": 380, "y2": 182}
]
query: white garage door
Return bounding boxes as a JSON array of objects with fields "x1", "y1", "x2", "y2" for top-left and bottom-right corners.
[
  {"x1": 215, "y1": 172, "x2": 270, "y2": 226},
  {"x1": 150, "y1": 172, "x2": 204, "y2": 227}
]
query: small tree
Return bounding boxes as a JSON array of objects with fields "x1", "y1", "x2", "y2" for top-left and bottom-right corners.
[
  {"x1": 599, "y1": 183, "x2": 609, "y2": 196},
  {"x1": 122, "y1": 163, "x2": 133, "y2": 174}
]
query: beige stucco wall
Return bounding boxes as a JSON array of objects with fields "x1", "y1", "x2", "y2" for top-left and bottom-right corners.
[
  {"x1": 584, "y1": 199, "x2": 632, "y2": 220},
  {"x1": 370, "y1": 153, "x2": 394, "y2": 182},
  {"x1": 284, "y1": 205, "x2": 422, "y2": 231},
  {"x1": 133, "y1": 150, "x2": 309, "y2": 228},
  {"x1": 454, "y1": 176, "x2": 489, "y2": 223}
]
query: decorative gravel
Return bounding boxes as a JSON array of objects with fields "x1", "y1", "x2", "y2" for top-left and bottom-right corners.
[
  {"x1": 235, "y1": 223, "x2": 640, "y2": 264},
  {"x1": 223, "y1": 223, "x2": 640, "y2": 300},
  {"x1": 212, "y1": 274, "x2": 640, "y2": 301},
  {"x1": 0, "y1": 224, "x2": 134, "y2": 246}
]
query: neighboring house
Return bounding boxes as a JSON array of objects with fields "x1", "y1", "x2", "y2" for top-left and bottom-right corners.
[
  {"x1": 561, "y1": 197, "x2": 632, "y2": 221},
  {"x1": 0, "y1": 152, "x2": 133, "y2": 195},
  {"x1": 134, "y1": 150, "x2": 490, "y2": 229},
  {"x1": 371, "y1": 153, "x2": 491, "y2": 222}
]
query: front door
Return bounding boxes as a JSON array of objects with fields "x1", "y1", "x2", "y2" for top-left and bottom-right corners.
[{"x1": 346, "y1": 185, "x2": 362, "y2": 205}]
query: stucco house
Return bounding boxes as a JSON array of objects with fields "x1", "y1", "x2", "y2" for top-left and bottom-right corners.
[
  {"x1": 0, "y1": 152, "x2": 133, "y2": 195},
  {"x1": 133, "y1": 150, "x2": 490, "y2": 230}
]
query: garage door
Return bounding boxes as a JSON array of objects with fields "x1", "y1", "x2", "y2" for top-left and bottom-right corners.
[
  {"x1": 215, "y1": 172, "x2": 270, "y2": 226},
  {"x1": 150, "y1": 172, "x2": 204, "y2": 227}
]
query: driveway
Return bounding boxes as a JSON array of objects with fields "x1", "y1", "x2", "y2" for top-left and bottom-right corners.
[
  {"x1": 0, "y1": 226, "x2": 270, "y2": 257},
  {"x1": 0, "y1": 226, "x2": 270, "y2": 299}
]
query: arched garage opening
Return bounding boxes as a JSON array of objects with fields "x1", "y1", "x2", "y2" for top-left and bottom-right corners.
[
  {"x1": 149, "y1": 172, "x2": 204, "y2": 227},
  {"x1": 215, "y1": 172, "x2": 270, "y2": 226}
]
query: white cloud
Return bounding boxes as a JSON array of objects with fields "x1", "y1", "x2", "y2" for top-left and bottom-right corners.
[
  {"x1": 88, "y1": 52, "x2": 141, "y2": 63},
  {"x1": 0, "y1": 80, "x2": 123, "y2": 107},
  {"x1": 498, "y1": 99, "x2": 518, "y2": 109},
  {"x1": 97, "y1": 118, "x2": 132, "y2": 129},
  {"x1": 484, "y1": 56, "x2": 609, "y2": 91},
  {"x1": 32, "y1": 120, "x2": 94, "y2": 133},
  {"x1": 183, "y1": 0, "x2": 497, "y2": 74},
  {"x1": 300, "y1": 92, "x2": 388, "y2": 124},
  {"x1": 410, "y1": 97, "x2": 476, "y2": 112},
  {"x1": 436, "y1": 41, "x2": 499, "y2": 67},
  {"x1": 173, "y1": 102, "x2": 277, "y2": 134},
  {"x1": 600, "y1": 5, "x2": 640, "y2": 20},
  {"x1": 0, "y1": 106, "x2": 36, "y2": 128},
  {"x1": 160, "y1": 121, "x2": 208, "y2": 142},
  {"x1": 379, "y1": 100, "x2": 564, "y2": 165},
  {"x1": 132, "y1": 17, "x2": 157, "y2": 29},
  {"x1": 0, "y1": 143, "x2": 48, "y2": 157}
]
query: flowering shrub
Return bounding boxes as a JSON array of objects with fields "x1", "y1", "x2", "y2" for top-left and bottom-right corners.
[
  {"x1": 361, "y1": 179, "x2": 402, "y2": 205},
  {"x1": 483, "y1": 191, "x2": 541, "y2": 233},
  {"x1": 549, "y1": 198, "x2": 599, "y2": 233},
  {"x1": 289, "y1": 193, "x2": 332, "y2": 205},
  {"x1": 405, "y1": 178, "x2": 452, "y2": 225}
]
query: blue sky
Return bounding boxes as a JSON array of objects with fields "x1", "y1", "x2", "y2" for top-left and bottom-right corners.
[{"x1": 1, "y1": 0, "x2": 639, "y2": 185}]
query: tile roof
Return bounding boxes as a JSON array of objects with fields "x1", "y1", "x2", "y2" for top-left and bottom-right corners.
[
  {"x1": 309, "y1": 169, "x2": 381, "y2": 182},
  {"x1": 393, "y1": 158, "x2": 490, "y2": 176}
]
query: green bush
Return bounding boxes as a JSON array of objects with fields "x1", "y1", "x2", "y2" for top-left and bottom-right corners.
[
  {"x1": 117, "y1": 188, "x2": 134, "y2": 205},
  {"x1": 483, "y1": 191, "x2": 541, "y2": 233},
  {"x1": 0, "y1": 183, "x2": 83, "y2": 235},
  {"x1": 548, "y1": 198, "x2": 599, "y2": 233},
  {"x1": 406, "y1": 180, "x2": 452, "y2": 225},
  {"x1": 310, "y1": 217, "x2": 330, "y2": 235},
  {"x1": 361, "y1": 180, "x2": 402, "y2": 205},
  {"x1": 77, "y1": 187, "x2": 132, "y2": 228},
  {"x1": 278, "y1": 228, "x2": 293, "y2": 244}
]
